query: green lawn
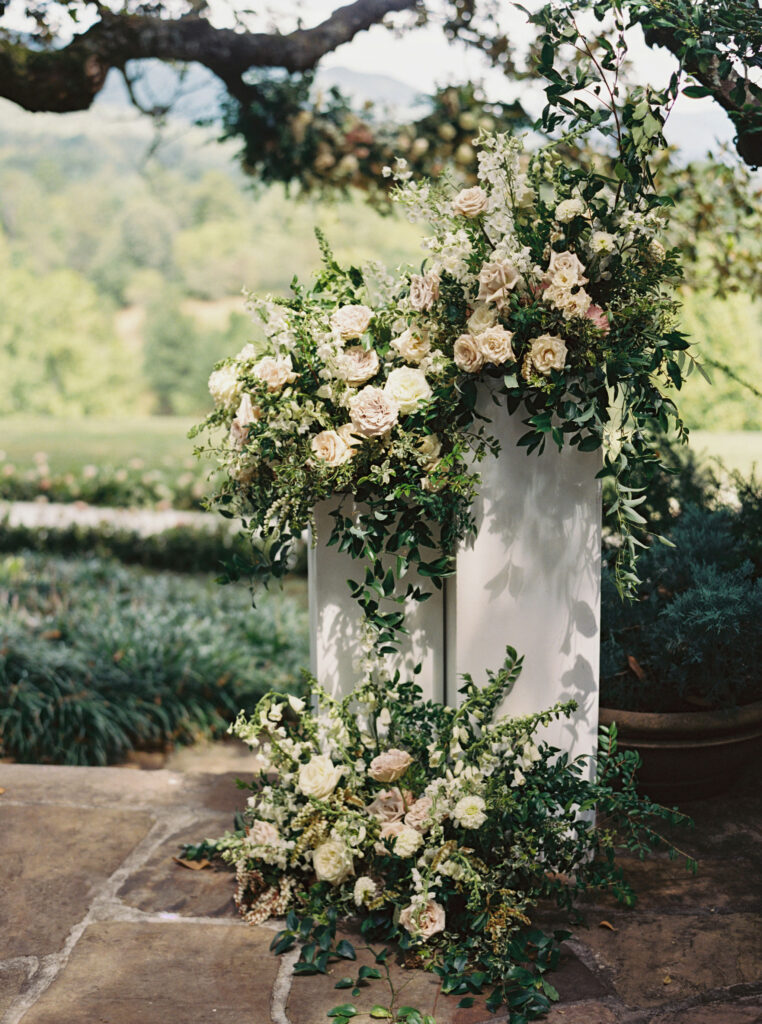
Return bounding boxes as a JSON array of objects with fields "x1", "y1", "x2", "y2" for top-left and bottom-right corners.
[
  {"x1": 690, "y1": 430, "x2": 762, "y2": 477},
  {"x1": 1, "y1": 416, "x2": 760, "y2": 479},
  {"x1": 0, "y1": 416, "x2": 200, "y2": 474}
]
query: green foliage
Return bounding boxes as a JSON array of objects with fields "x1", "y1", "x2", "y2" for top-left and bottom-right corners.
[
  {"x1": 601, "y1": 490, "x2": 762, "y2": 711},
  {"x1": 0, "y1": 554, "x2": 308, "y2": 764},
  {"x1": 0, "y1": 517, "x2": 311, "y2": 576}
]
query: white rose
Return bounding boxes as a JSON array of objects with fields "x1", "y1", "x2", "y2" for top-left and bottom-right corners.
[
  {"x1": 451, "y1": 795, "x2": 487, "y2": 830},
  {"x1": 310, "y1": 430, "x2": 352, "y2": 467},
  {"x1": 476, "y1": 326, "x2": 515, "y2": 366},
  {"x1": 298, "y1": 755, "x2": 344, "y2": 800},
  {"x1": 353, "y1": 876, "x2": 377, "y2": 907},
  {"x1": 467, "y1": 303, "x2": 497, "y2": 335},
  {"x1": 399, "y1": 899, "x2": 446, "y2": 940},
  {"x1": 330, "y1": 304, "x2": 373, "y2": 340},
  {"x1": 247, "y1": 820, "x2": 280, "y2": 846},
  {"x1": 477, "y1": 260, "x2": 521, "y2": 308},
  {"x1": 555, "y1": 197, "x2": 585, "y2": 223},
  {"x1": 208, "y1": 365, "x2": 241, "y2": 408},
  {"x1": 548, "y1": 250, "x2": 588, "y2": 284},
  {"x1": 313, "y1": 839, "x2": 353, "y2": 886},
  {"x1": 391, "y1": 328, "x2": 431, "y2": 365},
  {"x1": 452, "y1": 186, "x2": 488, "y2": 218},
  {"x1": 349, "y1": 386, "x2": 399, "y2": 438},
  {"x1": 394, "y1": 825, "x2": 424, "y2": 858},
  {"x1": 336, "y1": 346, "x2": 379, "y2": 385},
  {"x1": 527, "y1": 334, "x2": 567, "y2": 376},
  {"x1": 384, "y1": 367, "x2": 432, "y2": 415},
  {"x1": 253, "y1": 355, "x2": 298, "y2": 393},
  {"x1": 236, "y1": 343, "x2": 259, "y2": 362},
  {"x1": 453, "y1": 333, "x2": 485, "y2": 373},
  {"x1": 409, "y1": 272, "x2": 440, "y2": 312},
  {"x1": 589, "y1": 231, "x2": 615, "y2": 254}
]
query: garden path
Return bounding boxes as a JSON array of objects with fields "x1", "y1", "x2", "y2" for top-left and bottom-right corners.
[
  {"x1": 1, "y1": 760, "x2": 760, "y2": 1024},
  {"x1": 1, "y1": 501, "x2": 221, "y2": 537}
]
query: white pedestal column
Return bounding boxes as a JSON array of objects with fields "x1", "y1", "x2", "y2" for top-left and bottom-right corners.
[
  {"x1": 308, "y1": 389, "x2": 601, "y2": 767},
  {"x1": 308, "y1": 505, "x2": 446, "y2": 701},
  {"x1": 446, "y1": 389, "x2": 602, "y2": 771}
]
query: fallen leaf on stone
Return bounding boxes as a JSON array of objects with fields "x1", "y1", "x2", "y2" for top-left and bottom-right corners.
[
  {"x1": 663, "y1": 975, "x2": 672, "y2": 985},
  {"x1": 173, "y1": 856, "x2": 211, "y2": 871},
  {"x1": 598, "y1": 920, "x2": 617, "y2": 931}
]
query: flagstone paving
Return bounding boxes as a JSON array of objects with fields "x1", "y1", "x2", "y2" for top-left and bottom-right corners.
[{"x1": 1, "y1": 760, "x2": 760, "y2": 1024}]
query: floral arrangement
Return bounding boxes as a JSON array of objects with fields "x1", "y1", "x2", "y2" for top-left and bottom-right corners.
[
  {"x1": 190, "y1": 648, "x2": 691, "y2": 1020},
  {"x1": 224, "y1": 80, "x2": 529, "y2": 204},
  {"x1": 194, "y1": 129, "x2": 689, "y2": 639}
]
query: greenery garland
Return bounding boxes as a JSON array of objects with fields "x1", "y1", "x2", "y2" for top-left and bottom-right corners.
[{"x1": 194, "y1": 129, "x2": 690, "y2": 644}]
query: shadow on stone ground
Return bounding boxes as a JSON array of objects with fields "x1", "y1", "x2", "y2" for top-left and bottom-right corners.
[{"x1": 1, "y1": 755, "x2": 760, "y2": 1024}]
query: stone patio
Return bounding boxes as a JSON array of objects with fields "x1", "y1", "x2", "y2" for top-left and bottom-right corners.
[{"x1": 1, "y1": 758, "x2": 760, "y2": 1024}]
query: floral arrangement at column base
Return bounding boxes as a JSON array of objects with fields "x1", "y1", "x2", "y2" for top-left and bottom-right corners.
[{"x1": 186, "y1": 648, "x2": 693, "y2": 1021}]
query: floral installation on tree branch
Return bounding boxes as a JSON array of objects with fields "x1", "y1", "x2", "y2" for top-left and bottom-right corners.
[
  {"x1": 186, "y1": 648, "x2": 693, "y2": 1020},
  {"x1": 194, "y1": 129, "x2": 691, "y2": 636}
]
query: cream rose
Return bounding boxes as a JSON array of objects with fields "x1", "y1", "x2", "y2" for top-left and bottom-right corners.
[
  {"x1": 476, "y1": 326, "x2": 515, "y2": 366},
  {"x1": 310, "y1": 430, "x2": 352, "y2": 467},
  {"x1": 247, "y1": 820, "x2": 280, "y2": 846},
  {"x1": 404, "y1": 796, "x2": 433, "y2": 832},
  {"x1": 555, "y1": 197, "x2": 585, "y2": 223},
  {"x1": 208, "y1": 365, "x2": 241, "y2": 408},
  {"x1": 297, "y1": 755, "x2": 344, "y2": 800},
  {"x1": 467, "y1": 303, "x2": 497, "y2": 335},
  {"x1": 312, "y1": 839, "x2": 353, "y2": 886},
  {"x1": 366, "y1": 788, "x2": 412, "y2": 823},
  {"x1": 527, "y1": 334, "x2": 567, "y2": 377},
  {"x1": 409, "y1": 272, "x2": 440, "y2": 312},
  {"x1": 394, "y1": 825, "x2": 424, "y2": 858},
  {"x1": 368, "y1": 748, "x2": 413, "y2": 783},
  {"x1": 548, "y1": 250, "x2": 588, "y2": 285},
  {"x1": 336, "y1": 345, "x2": 379, "y2": 385},
  {"x1": 336, "y1": 422, "x2": 362, "y2": 451},
  {"x1": 453, "y1": 333, "x2": 485, "y2": 374},
  {"x1": 384, "y1": 367, "x2": 432, "y2": 415},
  {"x1": 253, "y1": 355, "x2": 298, "y2": 392},
  {"x1": 399, "y1": 899, "x2": 446, "y2": 940},
  {"x1": 477, "y1": 260, "x2": 521, "y2": 308},
  {"x1": 391, "y1": 328, "x2": 431, "y2": 365},
  {"x1": 330, "y1": 304, "x2": 373, "y2": 340},
  {"x1": 229, "y1": 393, "x2": 261, "y2": 447},
  {"x1": 452, "y1": 185, "x2": 488, "y2": 218},
  {"x1": 418, "y1": 435, "x2": 442, "y2": 470},
  {"x1": 349, "y1": 386, "x2": 399, "y2": 438},
  {"x1": 451, "y1": 795, "x2": 488, "y2": 830}
]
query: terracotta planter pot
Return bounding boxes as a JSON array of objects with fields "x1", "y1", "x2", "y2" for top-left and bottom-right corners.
[{"x1": 598, "y1": 700, "x2": 762, "y2": 804}]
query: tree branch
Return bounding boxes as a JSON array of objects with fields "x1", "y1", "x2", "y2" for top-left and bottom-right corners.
[
  {"x1": 0, "y1": 0, "x2": 420, "y2": 113},
  {"x1": 644, "y1": 24, "x2": 762, "y2": 167}
]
